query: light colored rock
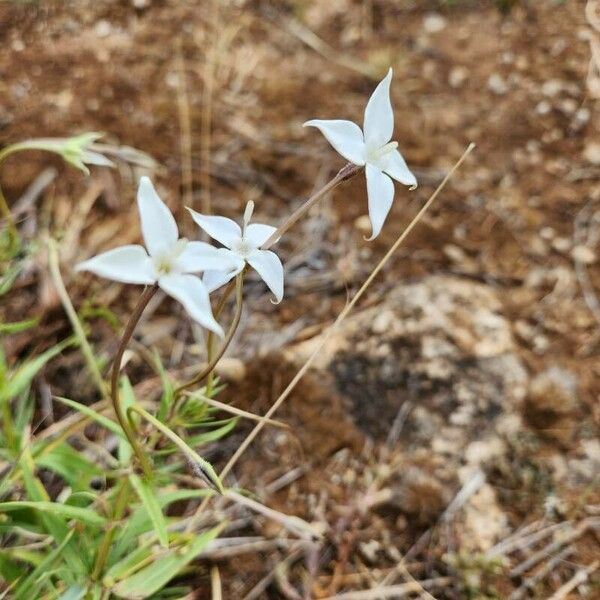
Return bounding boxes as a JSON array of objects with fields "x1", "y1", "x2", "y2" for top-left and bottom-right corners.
[
  {"x1": 488, "y1": 73, "x2": 508, "y2": 95},
  {"x1": 583, "y1": 141, "x2": 600, "y2": 165},
  {"x1": 423, "y1": 13, "x2": 447, "y2": 33}
]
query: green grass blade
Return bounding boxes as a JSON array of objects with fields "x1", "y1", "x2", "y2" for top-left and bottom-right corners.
[
  {"x1": 128, "y1": 474, "x2": 168, "y2": 548},
  {"x1": 52, "y1": 396, "x2": 124, "y2": 438},
  {"x1": 0, "y1": 501, "x2": 106, "y2": 527},
  {"x1": 111, "y1": 524, "x2": 224, "y2": 599}
]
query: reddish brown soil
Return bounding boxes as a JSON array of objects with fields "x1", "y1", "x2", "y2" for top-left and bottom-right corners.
[{"x1": 2, "y1": 1, "x2": 600, "y2": 598}]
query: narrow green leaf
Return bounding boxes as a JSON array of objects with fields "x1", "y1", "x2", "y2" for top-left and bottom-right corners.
[
  {"x1": 0, "y1": 318, "x2": 39, "y2": 335},
  {"x1": 13, "y1": 529, "x2": 75, "y2": 600},
  {"x1": 1, "y1": 338, "x2": 72, "y2": 403},
  {"x1": 128, "y1": 475, "x2": 168, "y2": 548},
  {"x1": 0, "y1": 501, "x2": 106, "y2": 527},
  {"x1": 52, "y1": 396, "x2": 124, "y2": 439},
  {"x1": 57, "y1": 585, "x2": 87, "y2": 600},
  {"x1": 36, "y1": 442, "x2": 102, "y2": 488},
  {"x1": 111, "y1": 524, "x2": 224, "y2": 599},
  {"x1": 118, "y1": 376, "x2": 136, "y2": 464}
]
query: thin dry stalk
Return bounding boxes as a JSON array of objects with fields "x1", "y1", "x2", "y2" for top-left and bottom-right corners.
[
  {"x1": 175, "y1": 37, "x2": 194, "y2": 222},
  {"x1": 211, "y1": 565, "x2": 222, "y2": 600},
  {"x1": 546, "y1": 560, "x2": 599, "y2": 600},
  {"x1": 183, "y1": 391, "x2": 289, "y2": 429},
  {"x1": 318, "y1": 577, "x2": 452, "y2": 600},
  {"x1": 220, "y1": 144, "x2": 475, "y2": 481}
]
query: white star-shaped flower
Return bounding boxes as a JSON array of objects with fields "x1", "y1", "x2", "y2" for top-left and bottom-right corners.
[
  {"x1": 188, "y1": 201, "x2": 284, "y2": 303},
  {"x1": 76, "y1": 177, "x2": 237, "y2": 336},
  {"x1": 304, "y1": 68, "x2": 417, "y2": 239}
]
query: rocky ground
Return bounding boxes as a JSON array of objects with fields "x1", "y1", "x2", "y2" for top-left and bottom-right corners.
[{"x1": 2, "y1": 0, "x2": 600, "y2": 598}]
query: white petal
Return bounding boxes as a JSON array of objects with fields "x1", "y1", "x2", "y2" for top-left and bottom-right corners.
[
  {"x1": 247, "y1": 250, "x2": 284, "y2": 303},
  {"x1": 187, "y1": 209, "x2": 242, "y2": 248},
  {"x1": 137, "y1": 177, "x2": 178, "y2": 257},
  {"x1": 365, "y1": 164, "x2": 395, "y2": 240},
  {"x1": 379, "y1": 149, "x2": 417, "y2": 188},
  {"x1": 175, "y1": 241, "x2": 240, "y2": 274},
  {"x1": 203, "y1": 269, "x2": 237, "y2": 293},
  {"x1": 159, "y1": 273, "x2": 224, "y2": 336},
  {"x1": 76, "y1": 245, "x2": 156, "y2": 284},
  {"x1": 303, "y1": 119, "x2": 366, "y2": 165},
  {"x1": 363, "y1": 68, "x2": 394, "y2": 148},
  {"x1": 244, "y1": 223, "x2": 278, "y2": 248}
]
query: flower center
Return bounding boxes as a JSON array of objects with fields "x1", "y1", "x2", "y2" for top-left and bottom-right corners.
[
  {"x1": 231, "y1": 237, "x2": 254, "y2": 259},
  {"x1": 154, "y1": 238, "x2": 188, "y2": 275},
  {"x1": 367, "y1": 141, "x2": 398, "y2": 163}
]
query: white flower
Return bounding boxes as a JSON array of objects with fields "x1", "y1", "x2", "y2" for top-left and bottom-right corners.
[
  {"x1": 76, "y1": 177, "x2": 237, "y2": 336},
  {"x1": 188, "y1": 201, "x2": 284, "y2": 303},
  {"x1": 304, "y1": 68, "x2": 417, "y2": 240}
]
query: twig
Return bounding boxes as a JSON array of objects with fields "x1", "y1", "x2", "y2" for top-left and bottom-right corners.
[
  {"x1": 211, "y1": 565, "x2": 222, "y2": 600},
  {"x1": 223, "y1": 144, "x2": 475, "y2": 480},
  {"x1": 546, "y1": 560, "x2": 599, "y2": 600},
  {"x1": 318, "y1": 577, "x2": 452, "y2": 600},
  {"x1": 183, "y1": 391, "x2": 289, "y2": 428}
]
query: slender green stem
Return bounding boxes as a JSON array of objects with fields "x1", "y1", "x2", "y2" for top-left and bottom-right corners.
[
  {"x1": 111, "y1": 285, "x2": 158, "y2": 479},
  {"x1": 261, "y1": 161, "x2": 361, "y2": 250},
  {"x1": 204, "y1": 278, "x2": 236, "y2": 396},
  {"x1": 172, "y1": 271, "x2": 244, "y2": 400},
  {"x1": 47, "y1": 239, "x2": 108, "y2": 400},
  {"x1": 128, "y1": 404, "x2": 223, "y2": 493},
  {"x1": 91, "y1": 478, "x2": 130, "y2": 581}
]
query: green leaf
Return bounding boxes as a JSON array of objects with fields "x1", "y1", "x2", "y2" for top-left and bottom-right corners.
[
  {"x1": 0, "y1": 501, "x2": 106, "y2": 527},
  {"x1": 36, "y1": 442, "x2": 102, "y2": 488},
  {"x1": 1, "y1": 338, "x2": 72, "y2": 404},
  {"x1": 111, "y1": 524, "x2": 224, "y2": 599},
  {"x1": 118, "y1": 376, "x2": 136, "y2": 465},
  {"x1": 51, "y1": 396, "x2": 124, "y2": 438},
  {"x1": 153, "y1": 350, "x2": 173, "y2": 422},
  {"x1": 110, "y1": 489, "x2": 214, "y2": 563},
  {"x1": 128, "y1": 474, "x2": 168, "y2": 548},
  {"x1": 13, "y1": 529, "x2": 75, "y2": 600},
  {"x1": 57, "y1": 585, "x2": 87, "y2": 600},
  {"x1": 0, "y1": 318, "x2": 39, "y2": 335}
]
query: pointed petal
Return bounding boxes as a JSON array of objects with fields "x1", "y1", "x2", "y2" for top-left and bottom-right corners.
[
  {"x1": 247, "y1": 250, "x2": 284, "y2": 303},
  {"x1": 76, "y1": 245, "x2": 156, "y2": 284},
  {"x1": 379, "y1": 149, "x2": 417, "y2": 187},
  {"x1": 365, "y1": 164, "x2": 395, "y2": 240},
  {"x1": 187, "y1": 209, "x2": 242, "y2": 248},
  {"x1": 303, "y1": 119, "x2": 366, "y2": 165},
  {"x1": 363, "y1": 68, "x2": 394, "y2": 148},
  {"x1": 137, "y1": 177, "x2": 178, "y2": 257},
  {"x1": 159, "y1": 273, "x2": 224, "y2": 336},
  {"x1": 245, "y1": 223, "x2": 278, "y2": 248},
  {"x1": 175, "y1": 241, "x2": 240, "y2": 274},
  {"x1": 203, "y1": 269, "x2": 237, "y2": 293}
]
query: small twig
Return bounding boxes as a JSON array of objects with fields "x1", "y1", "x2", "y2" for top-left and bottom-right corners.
[
  {"x1": 211, "y1": 565, "x2": 222, "y2": 600},
  {"x1": 546, "y1": 560, "x2": 599, "y2": 600},
  {"x1": 224, "y1": 490, "x2": 320, "y2": 541},
  {"x1": 318, "y1": 577, "x2": 452, "y2": 600},
  {"x1": 183, "y1": 391, "x2": 289, "y2": 428}
]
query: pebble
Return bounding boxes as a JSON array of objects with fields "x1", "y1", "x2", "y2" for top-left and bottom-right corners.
[
  {"x1": 583, "y1": 141, "x2": 600, "y2": 165},
  {"x1": 571, "y1": 245, "x2": 597, "y2": 264},
  {"x1": 488, "y1": 73, "x2": 508, "y2": 95},
  {"x1": 423, "y1": 13, "x2": 447, "y2": 33},
  {"x1": 448, "y1": 66, "x2": 468, "y2": 89}
]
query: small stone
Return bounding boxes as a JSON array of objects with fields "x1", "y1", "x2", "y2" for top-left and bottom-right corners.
[
  {"x1": 488, "y1": 73, "x2": 508, "y2": 95},
  {"x1": 448, "y1": 66, "x2": 468, "y2": 88},
  {"x1": 542, "y1": 79, "x2": 564, "y2": 98},
  {"x1": 551, "y1": 237, "x2": 571, "y2": 253},
  {"x1": 214, "y1": 358, "x2": 246, "y2": 383},
  {"x1": 423, "y1": 13, "x2": 447, "y2": 33},
  {"x1": 536, "y1": 100, "x2": 551, "y2": 115},
  {"x1": 94, "y1": 19, "x2": 112, "y2": 38},
  {"x1": 571, "y1": 245, "x2": 597, "y2": 264},
  {"x1": 583, "y1": 141, "x2": 600, "y2": 165}
]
